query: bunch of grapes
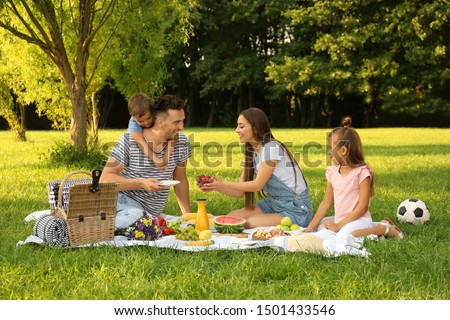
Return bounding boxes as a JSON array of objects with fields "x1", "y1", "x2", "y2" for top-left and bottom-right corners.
[{"x1": 175, "y1": 226, "x2": 199, "y2": 241}]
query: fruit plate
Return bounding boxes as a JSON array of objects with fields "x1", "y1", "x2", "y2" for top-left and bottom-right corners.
[
  {"x1": 242, "y1": 226, "x2": 274, "y2": 235},
  {"x1": 158, "y1": 180, "x2": 180, "y2": 187}
]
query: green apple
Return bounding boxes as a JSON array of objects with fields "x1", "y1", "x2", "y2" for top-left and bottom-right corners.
[
  {"x1": 280, "y1": 216, "x2": 292, "y2": 227},
  {"x1": 290, "y1": 224, "x2": 300, "y2": 231},
  {"x1": 281, "y1": 225, "x2": 291, "y2": 231},
  {"x1": 275, "y1": 224, "x2": 283, "y2": 229}
]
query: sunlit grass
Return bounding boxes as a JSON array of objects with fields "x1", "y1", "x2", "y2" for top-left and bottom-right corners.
[{"x1": 0, "y1": 128, "x2": 449, "y2": 300}]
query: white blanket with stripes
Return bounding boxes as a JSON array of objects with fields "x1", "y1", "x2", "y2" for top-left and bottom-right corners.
[{"x1": 17, "y1": 210, "x2": 371, "y2": 258}]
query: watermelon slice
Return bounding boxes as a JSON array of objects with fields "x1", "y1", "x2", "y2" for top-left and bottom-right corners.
[{"x1": 213, "y1": 216, "x2": 246, "y2": 233}]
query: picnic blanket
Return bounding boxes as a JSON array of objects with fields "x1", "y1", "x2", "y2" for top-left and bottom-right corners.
[{"x1": 17, "y1": 210, "x2": 371, "y2": 258}]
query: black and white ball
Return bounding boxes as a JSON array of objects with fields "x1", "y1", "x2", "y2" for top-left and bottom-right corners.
[{"x1": 397, "y1": 198, "x2": 430, "y2": 224}]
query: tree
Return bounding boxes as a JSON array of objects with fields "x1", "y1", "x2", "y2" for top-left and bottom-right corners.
[
  {"x1": 107, "y1": 0, "x2": 196, "y2": 100},
  {"x1": 267, "y1": 0, "x2": 399, "y2": 127},
  {"x1": 266, "y1": 0, "x2": 450, "y2": 126},
  {"x1": 0, "y1": 1, "x2": 196, "y2": 145},
  {"x1": 0, "y1": 0, "x2": 122, "y2": 151},
  {"x1": 0, "y1": 28, "x2": 73, "y2": 132},
  {"x1": 168, "y1": 0, "x2": 298, "y2": 127},
  {"x1": 0, "y1": 80, "x2": 26, "y2": 140},
  {"x1": 380, "y1": 0, "x2": 450, "y2": 114}
]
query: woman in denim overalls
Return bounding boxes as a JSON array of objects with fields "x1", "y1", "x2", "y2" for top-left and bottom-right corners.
[{"x1": 200, "y1": 108, "x2": 313, "y2": 229}]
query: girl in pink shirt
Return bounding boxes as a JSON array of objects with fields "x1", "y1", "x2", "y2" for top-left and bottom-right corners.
[{"x1": 297, "y1": 117, "x2": 403, "y2": 254}]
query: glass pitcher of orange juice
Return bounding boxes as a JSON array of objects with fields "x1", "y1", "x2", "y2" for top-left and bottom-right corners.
[{"x1": 195, "y1": 198, "x2": 210, "y2": 231}]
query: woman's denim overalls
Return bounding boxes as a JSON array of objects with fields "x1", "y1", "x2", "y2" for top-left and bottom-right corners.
[{"x1": 257, "y1": 173, "x2": 313, "y2": 227}]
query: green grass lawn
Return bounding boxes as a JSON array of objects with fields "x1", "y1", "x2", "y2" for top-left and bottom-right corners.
[{"x1": 0, "y1": 127, "x2": 449, "y2": 300}]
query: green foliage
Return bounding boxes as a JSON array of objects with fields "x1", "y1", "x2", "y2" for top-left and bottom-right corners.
[
  {"x1": 0, "y1": 128, "x2": 449, "y2": 299},
  {"x1": 42, "y1": 139, "x2": 109, "y2": 170},
  {"x1": 267, "y1": 0, "x2": 450, "y2": 116},
  {"x1": 0, "y1": 31, "x2": 72, "y2": 129},
  {"x1": 187, "y1": 0, "x2": 296, "y2": 97},
  {"x1": 0, "y1": 80, "x2": 26, "y2": 141},
  {"x1": 1, "y1": 0, "x2": 449, "y2": 134},
  {"x1": 107, "y1": 0, "x2": 196, "y2": 99},
  {"x1": 0, "y1": 0, "x2": 197, "y2": 151}
]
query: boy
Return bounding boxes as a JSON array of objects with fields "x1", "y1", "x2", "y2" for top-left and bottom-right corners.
[{"x1": 127, "y1": 93, "x2": 173, "y2": 169}]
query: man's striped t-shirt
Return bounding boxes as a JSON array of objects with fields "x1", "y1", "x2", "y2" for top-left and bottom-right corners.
[{"x1": 109, "y1": 132, "x2": 191, "y2": 215}]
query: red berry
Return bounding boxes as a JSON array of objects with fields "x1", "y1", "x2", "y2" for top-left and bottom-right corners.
[
  {"x1": 162, "y1": 227, "x2": 174, "y2": 235},
  {"x1": 156, "y1": 216, "x2": 166, "y2": 227}
]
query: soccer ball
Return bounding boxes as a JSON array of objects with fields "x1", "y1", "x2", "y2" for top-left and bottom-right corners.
[{"x1": 396, "y1": 198, "x2": 430, "y2": 224}]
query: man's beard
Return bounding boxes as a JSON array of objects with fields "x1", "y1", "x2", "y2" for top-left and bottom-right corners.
[{"x1": 164, "y1": 131, "x2": 177, "y2": 141}]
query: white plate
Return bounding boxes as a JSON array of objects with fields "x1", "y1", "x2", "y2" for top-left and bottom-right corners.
[
  {"x1": 242, "y1": 226, "x2": 274, "y2": 234},
  {"x1": 229, "y1": 240, "x2": 258, "y2": 246},
  {"x1": 284, "y1": 228, "x2": 304, "y2": 236},
  {"x1": 158, "y1": 180, "x2": 180, "y2": 187},
  {"x1": 242, "y1": 226, "x2": 304, "y2": 236}
]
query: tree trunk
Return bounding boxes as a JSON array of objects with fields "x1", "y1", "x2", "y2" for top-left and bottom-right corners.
[
  {"x1": 248, "y1": 84, "x2": 254, "y2": 107},
  {"x1": 206, "y1": 95, "x2": 216, "y2": 127},
  {"x1": 309, "y1": 97, "x2": 318, "y2": 128},
  {"x1": 98, "y1": 89, "x2": 115, "y2": 128},
  {"x1": 0, "y1": 102, "x2": 26, "y2": 141},
  {"x1": 294, "y1": 95, "x2": 301, "y2": 127},
  {"x1": 89, "y1": 92, "x2": 99, "y2": 143},
  {"x1": 69, "y1": 87, "x2": 88, "y2": 152},
  {"x1": 19, "y1": 103, "x2": 26, "y2": 130},
  {"x1": 284, "y1": 99, "x2": 290, "y2": 127},
  {"x1": 323, "y1": 96, "x2": 333, "y2": 128},
  {"x1": 300, "y1": 96, "x2": 307, "y2": 128},
  {"x1": 186, "y1": 82, "x2": 196, "y2": 127},
  {"x1": 362, "y1": 107, "x2": 370, "y2": 128},
  {"x1": 238, "y1": 84, "x2": 245, "y2": 113}
]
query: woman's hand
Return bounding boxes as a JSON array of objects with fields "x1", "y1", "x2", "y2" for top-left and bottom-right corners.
[{"x1": 200, "y1": 176, "x2": 224, "y2": 193}]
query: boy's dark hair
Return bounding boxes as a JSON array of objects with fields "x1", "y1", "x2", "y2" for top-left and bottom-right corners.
[
  {"x1": 152, "y1": 95, "x2": 185, "y2": 118},
  {"x1": 128, "y1": 93, "x2": 151, "y2": 117}
]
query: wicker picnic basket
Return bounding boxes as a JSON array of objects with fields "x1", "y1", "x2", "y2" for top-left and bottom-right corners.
[{"x1": 51, "y1": 170, "x2": 119, "y2": 246}]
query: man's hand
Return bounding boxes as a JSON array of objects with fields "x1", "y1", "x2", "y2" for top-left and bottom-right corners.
[{"x1": 141, "y1": 178, "x2": 166, "y2": 192}]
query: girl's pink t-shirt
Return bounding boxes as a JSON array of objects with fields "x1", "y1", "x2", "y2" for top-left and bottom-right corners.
[{"x1": 325, "y1": 164, "x2": 373, "y2": 223}]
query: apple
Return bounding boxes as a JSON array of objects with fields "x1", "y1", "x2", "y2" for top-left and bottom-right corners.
[
  {"x1": 280, "y1": 216, "x2": 292, "y2": 227},
  {"x1": 290, "y1": 224, "x2": 300, "y2": 231}
]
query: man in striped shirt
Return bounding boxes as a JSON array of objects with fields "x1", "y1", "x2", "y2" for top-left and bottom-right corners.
[{"x1": 101, "y1": 95, "x2": 192, "y2": 229}]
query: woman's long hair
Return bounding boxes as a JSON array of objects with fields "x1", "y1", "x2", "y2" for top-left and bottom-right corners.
[{"x1": 240, "y1": 108, "x2": 299, "y2": 210}]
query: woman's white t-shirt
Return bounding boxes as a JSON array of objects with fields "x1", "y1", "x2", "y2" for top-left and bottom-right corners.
[{"x1": 254, "y1": 141, "x2": 307, "y2": 195}]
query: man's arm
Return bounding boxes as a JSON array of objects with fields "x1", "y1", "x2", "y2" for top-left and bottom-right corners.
[
  {"x1": 172, "y1": 161, "x2": 191, "y2": 214},
  {"x1": 100, "y1": 156, "x2": 165, "y2": 192}
]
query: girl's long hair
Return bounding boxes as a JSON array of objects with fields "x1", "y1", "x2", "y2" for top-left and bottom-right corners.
[
  {"x1": 330, "y1": 116, "x2": 374, "y2": 196},
  {"x1": 240, "y1": 108, "x2": 299, "y2": 209}
]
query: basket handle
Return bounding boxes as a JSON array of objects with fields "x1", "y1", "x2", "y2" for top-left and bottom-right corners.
[
  {"x1": 89, "y1": 169, "x2": 102, "y2": 193},
  {"x1": 56, "y1": 170, "x2": 92, "y2": 211}
]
